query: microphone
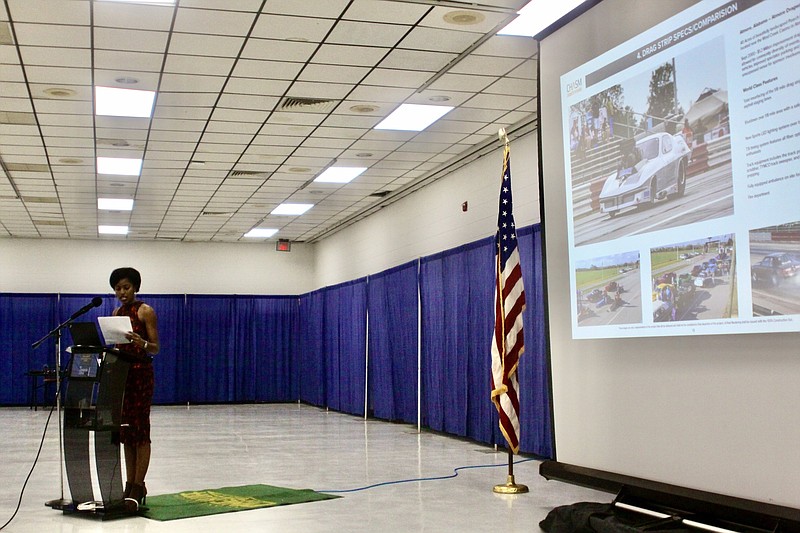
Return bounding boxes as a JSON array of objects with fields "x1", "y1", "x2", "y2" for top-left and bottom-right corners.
[{"x1": 70, "y1": 297, "x2": 103, "y2": 320}]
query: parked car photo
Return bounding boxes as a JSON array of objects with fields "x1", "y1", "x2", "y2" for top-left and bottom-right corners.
[
  {"x1": 598, "y1": 132, "x2": 691, "y2": 219},
  {"x1": 751, "y1": 253, "x2": 799, "y2": 286}
]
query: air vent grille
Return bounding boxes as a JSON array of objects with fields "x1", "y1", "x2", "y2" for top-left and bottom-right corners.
[
  {"x1": 280, "y1": 96, "x2": 338, "y2": 112},
  {"x1": 228, "y1": 170, "x2": 270, "y2": 178}
]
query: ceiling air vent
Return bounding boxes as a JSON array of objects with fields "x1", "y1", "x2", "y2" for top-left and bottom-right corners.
[
  {"x1": 227, "y1": 170, "x2": 270, "y2": 178},
  {"x1": 279, "y1": 96, "x2": 338, "y2": 113}
]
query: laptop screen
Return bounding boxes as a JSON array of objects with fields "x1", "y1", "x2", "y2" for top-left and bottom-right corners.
[{"x1": 68, "y1": 321, "x2": 104, "y2": 347}]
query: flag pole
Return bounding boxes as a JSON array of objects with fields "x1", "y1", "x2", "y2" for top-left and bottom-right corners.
[
  {"x1": 493, "y1": 448, "x2": 528, "y2": 494},
  {"x1": 491, "y1": 127, "x2": 528, "y2": 495}
]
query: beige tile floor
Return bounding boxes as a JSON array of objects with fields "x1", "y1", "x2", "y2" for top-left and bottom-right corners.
[{"x1": 0, "y1": 404, "x2": 611, "y2": 532}]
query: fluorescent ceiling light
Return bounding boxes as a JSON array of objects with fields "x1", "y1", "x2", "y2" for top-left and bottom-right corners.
[
  {"x1": 271, "y1": 203, "x2": 313, "y2": 216},
  {"x1": 95, "y1": 86, "x2": 156, "y2": 118},
  {"x1": 97, "y1": 157, "x2": 142, "y2": 176},
  {"x1": 244, "y1": 228, "x2": 279, "y2": 238},
  {"x1": 374, "y1": 104, "x2": 454, "y2": 131},
  {"x1": 98, "y1": 225, "x2": 129, "y2": 235},
  {"x1": 98, "y1": 198, "x2": 134, "y2": 211},
  {"x1": 498, "y1": 0, "x2": 588, "y2": 38},
  {"x1": 314, "y1": 167, "x2": 367, "y2": 184}
]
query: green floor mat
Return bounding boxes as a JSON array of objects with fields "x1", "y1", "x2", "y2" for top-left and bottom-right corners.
[{"x1": 141, "y1": 483, "x2": 340, "y2": 521}]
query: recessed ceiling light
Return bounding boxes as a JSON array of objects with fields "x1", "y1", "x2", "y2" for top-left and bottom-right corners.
[
  {"x1": 244, "y1": 228, "x2": 279, "y2": 238},
  {"x1": 356, "y1": 152, "x2": 374, "y2": 158},
  {"x1": 271, "y1": 203, "x2": 313, "y2": 216},
  {"x1": 443, "y1": 10, "x2": 485, "y2": 26},
  {"x1": 98, "y1": 198, "x2": 134, "y2": 211},
  {"x1": 350, "y1": 104, "x2": 379, "y2": 113},
  {"x1": 314, "y1": 166, "x2": 367, "y2": 184},
  {"x1": 374, "y1": 104, "x2": 454, "y2": 132},
  {"x1": 428, "y1": 95, "x2": 451, "y2": 103},
  {"x1": 114, "y1": 76, "x2": 139, "y2": 85},
  {"x1": 43, "y1": 87, "x2": 76, "y2": 98},
  {"x1": 289, "y1": 167, "x2": 311, "y2": 173},
  {"x1": 95, "y1": 86, "x2": 155, "y2": 118},
  {"x1": 98, "y1": 225, "x2": 128, "y2": 235},
  {"x1": 58, "y1": 158, "x2": 84, "y2": 165},
  {"x1": 498, "y1": 0, "x2": 589, "y2": 37},
  {"x1": 97, "y1": 157, "x2": 142, "y2": 176}
]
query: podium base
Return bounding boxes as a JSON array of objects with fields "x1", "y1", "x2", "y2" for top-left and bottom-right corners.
[
  {"x1": 493, "y1": 474, "x2": 529, "y2": 494},
  {"x1": 50, "y1": 499, "x2": 140, "y2": 521}
]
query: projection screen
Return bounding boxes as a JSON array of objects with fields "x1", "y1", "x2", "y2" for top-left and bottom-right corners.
[{"x1": 539, "y1": 0, "x2": 800, "y2": 508}]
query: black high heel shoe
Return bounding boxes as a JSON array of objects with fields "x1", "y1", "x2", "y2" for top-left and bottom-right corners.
[{"x1": 124, "y1": 483, "x2": 145, "y2": 513}]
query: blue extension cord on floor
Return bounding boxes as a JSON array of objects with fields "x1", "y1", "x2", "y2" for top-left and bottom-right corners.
[{"x1": 318, "y1": 457, "x2": 536, "y2": 493}]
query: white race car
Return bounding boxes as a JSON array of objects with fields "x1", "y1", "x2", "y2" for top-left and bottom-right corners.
[{"x1": 598, "y1": 132, "x2": 691, "y2": 218}]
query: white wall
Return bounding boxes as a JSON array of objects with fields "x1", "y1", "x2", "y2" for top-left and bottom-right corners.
[
  {"x1": 0, "y1": 238, "x2": 314, "y2": 295},
  {"x1": 0, "y1": 133, "x2": 538, "y2": 295},
  {"x1": 314, "y1": 133, "x2": 540, "y2": 288}
]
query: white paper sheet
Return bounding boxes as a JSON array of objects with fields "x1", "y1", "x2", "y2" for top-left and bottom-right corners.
[{"x1": 97, "y1": 316, "x2": 133, "y2": 344}]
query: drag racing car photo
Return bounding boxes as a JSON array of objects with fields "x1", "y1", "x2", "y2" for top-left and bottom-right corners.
[{"x1": 598, "y1": 132, "x2": 691, "y2": 219}]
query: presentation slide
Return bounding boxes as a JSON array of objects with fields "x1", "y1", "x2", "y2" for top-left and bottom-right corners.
[
  {"x1": 539, "y1": 0, "x2": 800, "y2": 509},
  {"x1": 561, "y1": 0, "x2": 800, "y2": 338}
]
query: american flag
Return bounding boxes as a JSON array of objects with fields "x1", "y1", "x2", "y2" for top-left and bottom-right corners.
[{"x1": 490, "y1": 143, "x2": 526, "y2": 454}]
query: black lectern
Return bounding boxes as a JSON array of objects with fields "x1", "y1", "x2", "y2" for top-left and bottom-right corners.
[{"x1": 59, "y1": 345, "x2": 130, "y2": 518}]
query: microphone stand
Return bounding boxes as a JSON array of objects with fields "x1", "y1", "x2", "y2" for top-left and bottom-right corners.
[{"x1": 31, "y1": 303, "x2": 93, "y2": 510}]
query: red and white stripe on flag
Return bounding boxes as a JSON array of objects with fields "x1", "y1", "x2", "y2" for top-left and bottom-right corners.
[{"x1": 491, "y1": 144, "x2": 525, "y2": 454}]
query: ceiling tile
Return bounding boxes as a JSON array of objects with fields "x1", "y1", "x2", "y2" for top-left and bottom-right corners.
[
  {"x1": 19, "y1": 46, "x2": 91, "y2": 68},
  {"x1": 164, "y1": 54, "x2": 236, "y2": 76},
  {"x1": 260, "y1": 0, "x2": 350, "y2": 18},
  {"x1": 342, "y1": 0, "x2": 429, "y2": 24},
  {"x1": 168, "y1": 32, "x2": 246, "y2": 58},
  {"x1": 251, "y1": 14, "x2": 335, "y2": 42},
  {"x1": 242, "y1": 38, "x2": 316, "y2": 62},
  {"x1": 327, "y1": 20, "x2": 409, "y2": 47},
  {"x1": 6, "y1": 0, "x2": 89, "y2": 25},
  {"x1": 173, "y1": 7, "x2": 256, "y2": 36},
  {"x1": 311, "y1": 44, "x2": 389, "y2": 67},
  {"x1": 93, "y1": 27, "x2": 168, "y2": 53},
  {"x1": 379, "y1": 49, "x2": 455, "y2": 71},
  {"x1": 93, "y1": 2, "x2": 174, "y2": 31}
]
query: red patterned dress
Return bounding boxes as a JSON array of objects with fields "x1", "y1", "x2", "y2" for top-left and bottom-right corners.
[{"x1": 115, "y1": 301, "x2": 154, "y2": 445}]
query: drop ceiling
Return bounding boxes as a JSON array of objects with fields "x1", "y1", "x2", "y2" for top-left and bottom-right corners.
[{"x1": 0, "y1": 0, "x2": 537, "y2": 243}]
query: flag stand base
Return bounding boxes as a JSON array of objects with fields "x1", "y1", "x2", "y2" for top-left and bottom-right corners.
[{"x1": 493, "y1": 474, "x2": 529, "y2": 494}]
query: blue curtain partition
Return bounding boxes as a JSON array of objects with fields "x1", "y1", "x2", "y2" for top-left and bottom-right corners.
[
  {"x1": 186, "y1": 296, "x2": 237, "y2": 403},
  {"x1": 298, "y1": 290, "x2": 326, "y2": 407},
  {"x1": 419, "y1": 238, "x2": 500, "y2": 444},
  {"x1": 141, "y1": 295, "x2": 186, "y2": 404},
  {"x1": 233, "y1": 296, "x2": 299, "y2": 403},
  {"x1": 367, "y1": 261, "x2": 419, "y2": 424},
  {"x1": 0, "y1": 223, "x2": 552, "y2": 458},
  {"x1": 516, "y1": 225, "x2": 554, "y2": 458},
  {"x1": 322, "y1": 278, "x2": 367, "y2": 416},
  {"x1": 0, "y1": 293, "x2": 58, "y2": 405}
]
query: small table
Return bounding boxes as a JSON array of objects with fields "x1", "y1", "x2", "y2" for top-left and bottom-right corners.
[{"x1": 25, "y1": 369, "x2": 58, "y2": 411}]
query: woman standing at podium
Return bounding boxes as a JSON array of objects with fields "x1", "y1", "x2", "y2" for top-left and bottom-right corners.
[{"x1": 110, "y1": 267, "x2": 159, "y2": 512}]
